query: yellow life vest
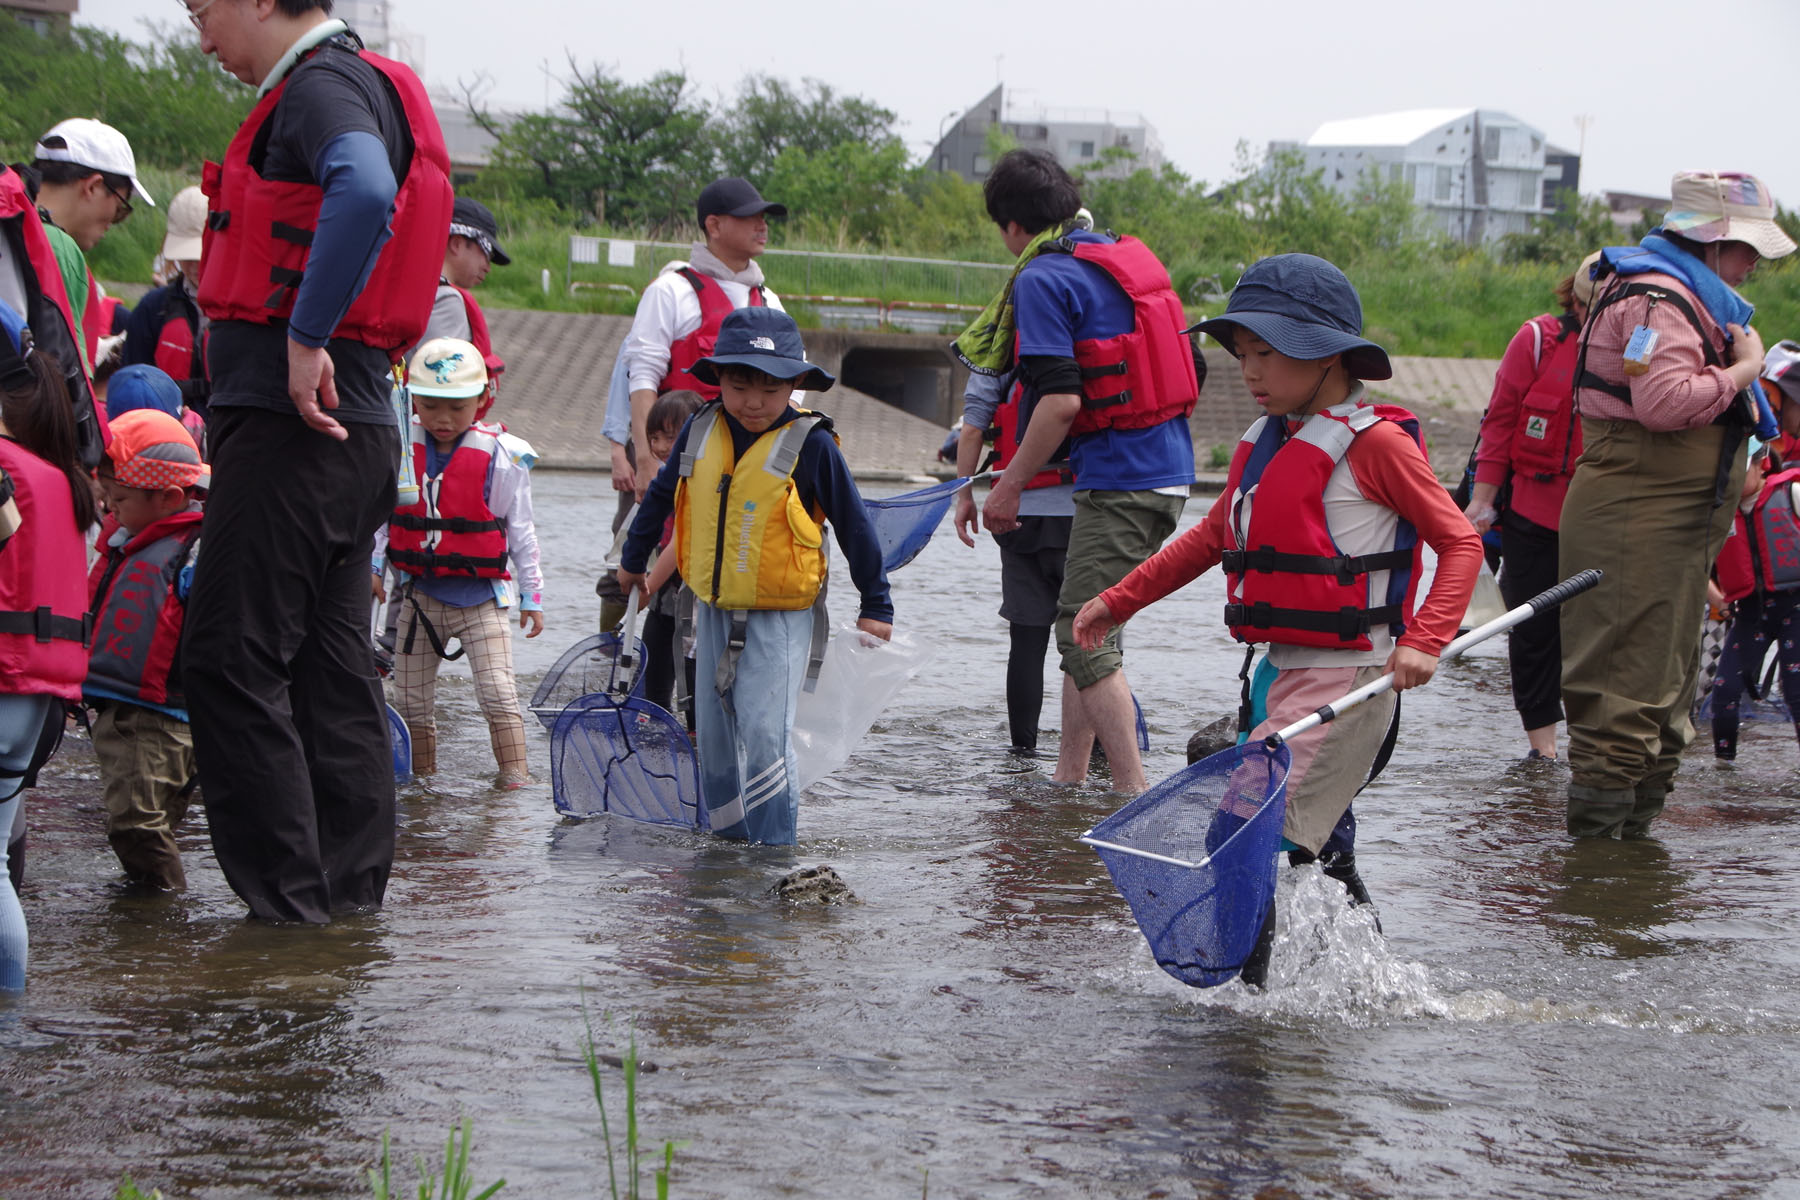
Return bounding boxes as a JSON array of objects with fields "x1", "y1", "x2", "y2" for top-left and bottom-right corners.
[{"x1": 674, "y1": 404, "x2": 831, "y2": 611}]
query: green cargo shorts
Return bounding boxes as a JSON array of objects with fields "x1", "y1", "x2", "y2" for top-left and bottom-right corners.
[{"x1": 1055, "y1": 489, "x2": 1186, "y2": 689}]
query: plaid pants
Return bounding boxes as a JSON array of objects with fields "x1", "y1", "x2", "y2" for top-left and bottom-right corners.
[{"x1": 394, "y1": 590, "x2": 529, "y2": 777}]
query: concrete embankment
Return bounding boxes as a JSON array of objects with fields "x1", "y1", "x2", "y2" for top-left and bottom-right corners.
[{"x1": 486, "y1": 308, "x2": 1497, "y2": 483}]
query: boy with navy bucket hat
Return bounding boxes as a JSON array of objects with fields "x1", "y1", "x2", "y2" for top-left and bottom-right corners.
[
  {"x1": 615, "y1": 306, "x2": 893, "y2": 845},
  {"x1": 1073, "y1": 253, "x2": 1481, "y2": 985}
]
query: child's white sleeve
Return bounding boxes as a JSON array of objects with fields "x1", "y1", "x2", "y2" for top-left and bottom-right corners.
[{"x1": 488, "y1": 451, "x2": 544, "y2": 606}]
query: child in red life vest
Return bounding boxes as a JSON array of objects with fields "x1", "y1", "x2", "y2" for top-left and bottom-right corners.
[
  {"x1": 1709, "y1": 340, "x2": 1800, "y2": 760},
  {"x1": 88, "y1": 410, "x2": 208, "y2": 890},
  {"x1": 1072, "y1": 255, "x2": 1482, "y2": 982},
  {"x1": 374, "y1": 338, "x2": 544, "y2": 789}
]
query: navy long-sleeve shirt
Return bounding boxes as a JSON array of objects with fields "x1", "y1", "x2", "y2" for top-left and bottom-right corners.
[{"x1": 621, "y1": 405, "x2": 894, "y2": 623}]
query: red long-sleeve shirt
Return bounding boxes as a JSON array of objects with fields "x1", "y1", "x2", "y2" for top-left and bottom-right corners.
[{"x1": 1102, "y1": 416, "x2": 1482, "y2": 665}]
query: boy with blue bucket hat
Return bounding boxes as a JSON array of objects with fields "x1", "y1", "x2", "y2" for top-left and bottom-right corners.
[
  {"x1": 615, "y1": 307, "x2": 893, "y2": 844},
  {"x1": 1073, "y1": 253, "x2": 1481, "y2": 983}
]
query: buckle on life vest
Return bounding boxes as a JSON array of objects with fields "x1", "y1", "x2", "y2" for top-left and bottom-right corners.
[{"x1": 207, "y1": 211, "x2": 230, "y2": 232}]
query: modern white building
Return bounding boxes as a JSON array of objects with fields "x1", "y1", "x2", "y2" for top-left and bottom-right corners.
[
  {"x1": 932, "y1": 85, "x2": 1164, "y2": 183},
  {"x1": 1272, "y1": 108, "x2": 1578, "y2": 245}
]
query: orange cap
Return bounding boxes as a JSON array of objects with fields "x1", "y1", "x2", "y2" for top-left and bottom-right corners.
[{"x1": 105, "y1": 409, "x2": 204, "y2": 490}]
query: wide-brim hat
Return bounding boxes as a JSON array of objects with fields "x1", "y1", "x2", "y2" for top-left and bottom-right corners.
[
  {"x1": 690, "y1": 306, "x2": 834, "y2": 391},
  {"x1": 1663, "y1": 171, "x2": 1797, "y2": 260},
  {"x1": 1190, "y1": 253, "x2": 1392, "y2": 380},
  {"x1": 408, "y1": 337, "x2": 489, "y2": 398}
]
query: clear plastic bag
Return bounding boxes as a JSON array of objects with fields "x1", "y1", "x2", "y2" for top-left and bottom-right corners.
[{"x1": 791, "y1": 624, "x2": 931, "y2": 791}]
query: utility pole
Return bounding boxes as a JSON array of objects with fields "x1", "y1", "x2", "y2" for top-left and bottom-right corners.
[{"x1": 1573, "y1": 114, "x2": 1594, "y2": 158}]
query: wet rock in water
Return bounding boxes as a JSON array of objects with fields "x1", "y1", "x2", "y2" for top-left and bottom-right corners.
[
  {"x1": 770, "y1": 864, "x2": 857, "y2": 905},
  {"x1": 1187, "y1": 715, "x2": 1238, "y2": 764}
]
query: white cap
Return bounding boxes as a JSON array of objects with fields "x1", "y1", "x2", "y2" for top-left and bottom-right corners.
[
  {"x1": 33, "y1": 118, "x2": 155, "y2": 208},
  {"x1": 408, "y1": 337, "x2": 489, "y2": 398},
  {"x1": 162, "y1": 186, "x2": 206, "y2": 261}
]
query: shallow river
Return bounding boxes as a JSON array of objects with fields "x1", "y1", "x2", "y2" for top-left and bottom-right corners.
[{"x1": 7, "y1": 471, "x2": 1800, "y2": 1199}]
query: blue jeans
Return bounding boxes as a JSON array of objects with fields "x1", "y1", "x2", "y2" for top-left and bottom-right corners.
[{"x1": 692, "y1": 603, "x2": 812, "y2": 844}]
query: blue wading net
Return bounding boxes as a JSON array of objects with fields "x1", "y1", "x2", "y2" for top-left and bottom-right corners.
[
  {"x1": 1084, "y1": 740, "x2": 1291, "y2": 988},
  {"x1": 550, "y1": 693, "x2": 704, "y2": 829},
  {"x1": 387, "y1": 703, "x2": 411, "y2": 779},
  {"x1": 530, "y1": 630, "x2": 647, "y2": 732},
  {"x1": 863, "y1": 477, "x2": 971, "y2": 573}
]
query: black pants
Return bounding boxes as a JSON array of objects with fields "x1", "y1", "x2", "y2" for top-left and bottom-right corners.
[
  {"x1": 1499, "y1": 509, "x2": 1564, "y2": 730},
  {"x1": 182, "y1": 408, "x2": 400, "y2": 923}
]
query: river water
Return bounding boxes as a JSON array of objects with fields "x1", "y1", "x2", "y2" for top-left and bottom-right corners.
[{"x1": 6, "y1": 470, "x2": 1800, "y2": 1199}]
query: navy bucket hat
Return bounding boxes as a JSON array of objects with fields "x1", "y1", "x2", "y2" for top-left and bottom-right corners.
[
  {"x1": 691, "y1": 307, "x2": 835, "y2": 392},
  {"x1": 1192, "y1": 254, "x2": 1392, "y2": 381}
]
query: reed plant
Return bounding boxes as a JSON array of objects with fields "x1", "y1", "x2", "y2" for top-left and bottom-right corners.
[
  {"x1": 366, "y1": 1118, "x2": 505, "y2": 1200},
  {"x1": 582, "y1": 995, "x2": 681, "y2": 1200}
]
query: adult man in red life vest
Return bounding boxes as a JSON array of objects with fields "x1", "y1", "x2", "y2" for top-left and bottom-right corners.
[
  {"x1": 180, "y1": 0, "x2": 452, "y2": 924},
  {"x1": 619, "y1": 177, "x2": 788, "y2": 501}
]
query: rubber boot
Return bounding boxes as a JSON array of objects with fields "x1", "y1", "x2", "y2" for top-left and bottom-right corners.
[
  {"x1": 409, "y1": 724, "x2": 437, "y2": 775},
  {"x1": 1239, "y1": 904, "x2": 1277, "y2": 989},
  {"x1": 1318, "y1": 850, "x2": 1383, "y2": 933},
  {"x1": 1622, "y1": 782, "x2": 1668, "y2": 840},
  {"x1": 1566, "y1": 783, "x2": 1635, "y2": 839}
]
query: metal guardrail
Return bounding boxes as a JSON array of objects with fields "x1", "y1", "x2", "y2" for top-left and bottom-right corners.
[{"x1": 568, "y1": 236, "x2": 1012, "y2": 309}]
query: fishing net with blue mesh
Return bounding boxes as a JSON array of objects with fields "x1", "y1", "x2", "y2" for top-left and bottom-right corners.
[
  {"x1": 530, "y1": 630, "x2": 647, "y2": 732},
  {"x1": 1082, "y1": 740, "x2": 1290, "y2": 988},
  {"x1": 863, "y1": 477, "x2": 973, "y2": 573},
  {"x1": 550, "y1": 693, "x2": 703, "y2": 829}
]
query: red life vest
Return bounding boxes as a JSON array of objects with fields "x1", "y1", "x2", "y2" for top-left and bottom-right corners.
[
  {"x1": 152, "y1": 283, "x2": 203, "y2": 384},
  {"x1": 387, "y1": 427, "x2": 509, "y2": 579},
  {"x1": 1718, "y1": 467, "x2": 1800, "y2": 602},
  {"x1": 0, "y1": 438, "x2": 90, "y2": 700},
  {"x1": 84, "y1": 509, "x2": 203, "y2": 711},
  {"x1": 1035, "y1": 235, "x2": 1199, "y2": 437},
  {"x1": 0, "y1": 166, "x2": 104, "y2": 467},
  {"x1": 1508, "y1": 313, "x2": 1584, "y2": 481},
  {"x1": 198, "y1": 45, "x2": 453, "y2": 358},
  {"x1": 988, "y1": 376, "x2": 1072, "y2": 490},
  {"x1": 1221, "y1": 403, "x2": 1424, "y2": 651},
  {"x1": 660, "y1": 268, "x2": 765, "y2": 400}
]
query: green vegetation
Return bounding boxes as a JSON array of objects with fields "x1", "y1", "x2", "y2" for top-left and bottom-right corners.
[
  {"x1": 582, "y1": 1001, "x2": 681, "y2": 1200},
  {"x1": 9, "y1": 20, "x2": 1800, "y2": 355},
  {"x1": 367, "y1": 1121, "x2": 505, "y2": 1200}
]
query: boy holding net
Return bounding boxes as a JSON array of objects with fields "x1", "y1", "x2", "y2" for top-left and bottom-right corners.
[{"x1": 1073, "y1": 255, "x2": 1480, "y2": 980}]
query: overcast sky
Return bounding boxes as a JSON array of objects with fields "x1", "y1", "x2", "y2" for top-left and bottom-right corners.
[{"x1": 84, "y1": 0, "x2": 1800, "y2": 208}]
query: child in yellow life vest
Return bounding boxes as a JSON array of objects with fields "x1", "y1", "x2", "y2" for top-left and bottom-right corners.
[
  {"x1": 374, "y1": 338, "x2": 545, "y2": 789},
  {"x1": 615, "y1": 308, "x2": 893, "y2": 844}
]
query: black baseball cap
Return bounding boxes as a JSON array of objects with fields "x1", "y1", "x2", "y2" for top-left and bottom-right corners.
[
  {"x1": 696, "y1": 177, "x2": 787, "y2": 227},
  {"x1": 448, "y1": 196, "x2": 510, "y2": 266}
]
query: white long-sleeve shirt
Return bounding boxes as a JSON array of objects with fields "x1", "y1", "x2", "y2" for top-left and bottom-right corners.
[{"x1": 622, "y1": 261, "x2": 787, "y2": 395}]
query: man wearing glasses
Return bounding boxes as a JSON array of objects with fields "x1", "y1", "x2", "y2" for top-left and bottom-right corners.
[
  {"x1": 28, "y1": 117, "x2": 153, "y2": 379},
  {"x1": 179, "y1": 0, "x2": 452, "y2": 923}
]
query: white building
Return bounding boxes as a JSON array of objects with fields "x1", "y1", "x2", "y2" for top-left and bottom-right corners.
[
  {"x1": 932, "y1": 85, "x2": 1164, "y2": 183},
  {"x1": 1274, "y1": 108, "x2": 1577, "y2": 245}
]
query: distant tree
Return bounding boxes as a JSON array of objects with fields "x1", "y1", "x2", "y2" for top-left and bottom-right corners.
[
  {"x1": 0, "y1": 20, "x2": 250, "y2": 169},
  {"x1": 713, "y1": 76, "x2": 898, "y2": 182},
  {"x1": 1497, "y1": 188, "x2": 1621, "y2": 267},
  {"x1": 472, "y1": 61, "x2": 713, "y2": 233}
]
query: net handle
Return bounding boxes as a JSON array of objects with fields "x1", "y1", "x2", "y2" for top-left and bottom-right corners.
[
  {"x1": 1265, "y1": 568, "x2": 1604, "y2": 749},
  {"x1": 609, "y1": 588, "x2": 642, "y2": 697}
]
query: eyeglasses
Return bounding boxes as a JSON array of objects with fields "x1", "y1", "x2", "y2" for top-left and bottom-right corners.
[
  {"x1": 185, "y1": 0, "x2": 219, "y2": 31},
  {"x1": 102, "y1": 180, "x2": 132, "y2": 225}
]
